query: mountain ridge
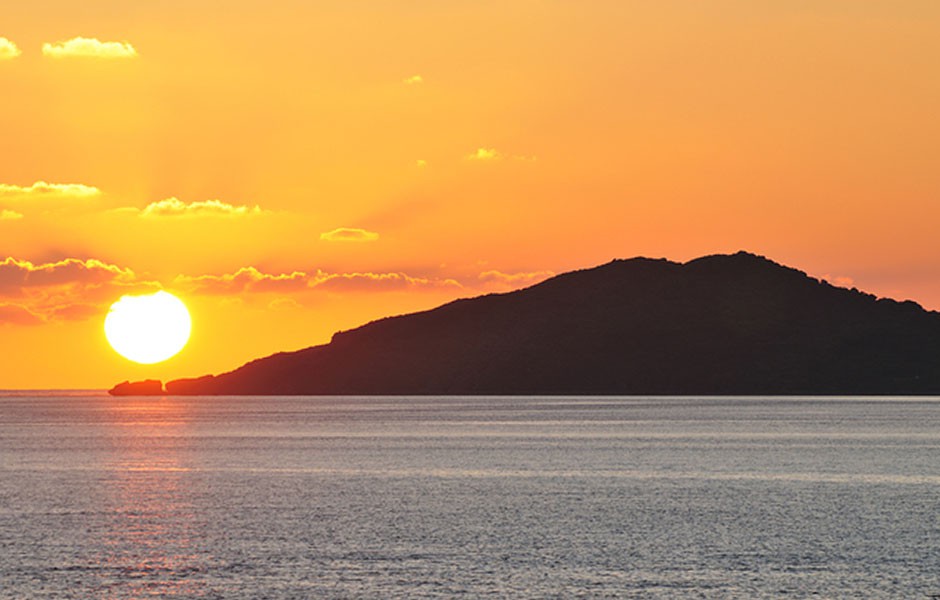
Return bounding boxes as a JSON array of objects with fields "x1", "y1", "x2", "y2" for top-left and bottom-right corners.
[{"x1": 110, "y1": 251, "x2": 940, "y2": 396}]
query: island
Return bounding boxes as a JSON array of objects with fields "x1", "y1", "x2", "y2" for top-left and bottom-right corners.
[{"x1": 112, "y1": 252, "x2": 940, "y2": 396}]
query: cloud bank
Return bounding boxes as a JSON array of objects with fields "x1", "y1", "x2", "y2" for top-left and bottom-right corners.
[
  {"x1": 0, "y1": 257, "x2": 136, "y2": 293},
  {"x1": 0, "y1": 257, "x2": 158, "y2": 325}
]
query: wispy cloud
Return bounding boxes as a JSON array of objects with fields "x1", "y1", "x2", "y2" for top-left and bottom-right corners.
[
  {"x1": 403, "y1": 74, "x2": 424, "y2": 85},
  {"x1": 314, "y1": 271, "x2": 461, "y2": 293},
  {"x1": 0, "y1": 37, "x2": 21, "y2": 60},
  {"x1": 176, "y1": 266, "x2": 461, "y2": 296},
  {"x1": 0, "y1": 210, "x2": 23, "y2": 221},
  {"x1": 320, "y1": 227, "x2": 379, "y2": 243},
  {"x1": 468, "y1": 148, "x2": 501, "y2": 161},
  {"x1": 174, "y1": 267, "x2": 309, "y2": 295},
  {"x1": 479, "y1": 269, "x2": 555, "y2": 289},
  {"x1": 0, "y1": 303, "x2": 43, "y2": 326},
  {"x1": 268, "y1": 297, "x2": 302, "y2": 311},
  {"x1": 138, "y1": 198, "x2": 264, "y2": 218},
  {"x1": 42, "y1": 37, "x2": 138, "y2": 59},
  {"x1": 819, "y1": 274, "x2": 855, "y2": 288},
  {"x1": 466, "y1": 149, "x2": 537, "y2": 162},
  {"x1": 0, "y1": 181, "x2": 101, "y2": 200}
]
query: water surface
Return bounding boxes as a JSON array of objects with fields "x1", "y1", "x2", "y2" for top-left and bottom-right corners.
[{"x1": 2, "y1": 393, "x2": 939, "y2": 598}]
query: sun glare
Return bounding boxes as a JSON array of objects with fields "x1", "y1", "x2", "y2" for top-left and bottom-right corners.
[{"x1": 105, "y1": 291, "x2": 192, "y2": 364}]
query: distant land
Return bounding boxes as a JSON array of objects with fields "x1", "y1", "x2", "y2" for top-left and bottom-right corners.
[{"x1": 111, "y1": 252, "x2": 940, "y2": 396}]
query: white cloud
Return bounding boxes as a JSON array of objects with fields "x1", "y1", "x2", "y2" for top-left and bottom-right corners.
[
  {"x1": 42, "y1": 37, "x2": 138, "y2": 59},
  {"x1": 0, "y1": 210, "x2": 23, "y2": 221},
  {"x1": 403, "y1": 74, "x2": 424, "y2": 85},
  {"x1": 0, "y1": 37, "x2": 21, "y2": 60},
  {"x1": 0, "y1": 181, "x2": 101, "y2": 200},
  {"x1": 139, "y1": 198, "x2": 264, "y2": 218}
]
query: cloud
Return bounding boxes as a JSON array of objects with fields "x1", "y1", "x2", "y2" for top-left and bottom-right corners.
[
  {"x1": 268, "y1": 297, "x2": 301, "y2": 311},
  {"x1": 0, "y1": 181, "x2": 101, "y2": 200},
  {"x1": 403, "y1": 74, "x2": 424, "y2": 85},
  {"x1": 0, "y1": 210, "x2": 23, "y2": 221},
  {"x1": 0, "y1": 303, "x2": 44, "y2": 326},
  {"x1": 468, "y1": 148, "x2": 501, "y2": 161},
  {"x1": 0, "y1": 37, "x2": 21, "y2": 60},
  {"x1": 42, "y1": 37, "x2": 138, "y2": 59},
  {"x1": 465, "y1": 149, "x2": 537, "y2": 163},
  {"x1": 0, "y1": 257, "x2": 136, "y2": 293},
  {"x1": 320, "y1": 227, "x2": 379, "y2": 243},
  {"x1": 50, "y1": 303, "x2": 103, "y2": 322},
  {"x1": 174, "y1": 267, "x2": 309, "y2": 295},
  {"x1": 0, "y1": 257, "x2": 158, "y2": 325},
  {"x1": 176, "y1": 266, "x2": 461, "y2": 296},
  {"x1": 416, "y1": 159, "x2": 428, "y2": 168},
  {"x1": 820, "y1": 274, "x2": 855, "y2": 288},
  {"x1": 138, "y1": 198, "x2": 264, "y2": 218},
  {"x1": 313, "y1": 271, "x2": 461, "y2": 293},
  {"x1": 479, "y1": 270, "x2": 555, "y2": 289}
]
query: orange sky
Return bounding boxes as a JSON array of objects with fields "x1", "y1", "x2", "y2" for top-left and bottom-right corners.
[{"x1": 2, "y1": 1, "x2": 940, "y2": 388}]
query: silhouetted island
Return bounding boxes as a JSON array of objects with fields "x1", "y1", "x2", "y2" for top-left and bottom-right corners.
[
  {"x1": 123, "y1": 251, "x2": 940, "y2": 396},
  {"x1": 109, "y1": 379, "x2": 165, "y2": 396}
]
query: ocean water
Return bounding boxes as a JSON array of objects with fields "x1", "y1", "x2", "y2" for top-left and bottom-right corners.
[{"x1": 1, "y1": 394, "x2": 939, "y2": 598}]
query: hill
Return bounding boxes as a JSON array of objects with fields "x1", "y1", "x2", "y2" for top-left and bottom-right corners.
[{"x1": 141, "y1": 252, "x2": 940, "y2": 395}]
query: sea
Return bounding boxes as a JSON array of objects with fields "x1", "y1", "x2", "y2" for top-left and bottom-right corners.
[{"x1": 1, "y1": 393, "x2": 939, "y2": 599}]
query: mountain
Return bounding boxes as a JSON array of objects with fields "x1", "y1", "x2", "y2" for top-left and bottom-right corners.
[{"x1": 154, "y1": 252, "x2": 940, "y2": 395}]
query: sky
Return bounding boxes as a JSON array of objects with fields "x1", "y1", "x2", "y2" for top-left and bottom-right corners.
[{"x1": 2, "y1": 1, "x2": 939, "y2": 388}]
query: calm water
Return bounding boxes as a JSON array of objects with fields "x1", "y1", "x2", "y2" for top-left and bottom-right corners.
[{"x1": 1, "y1": 394, "x2": 939, "y2": 598}]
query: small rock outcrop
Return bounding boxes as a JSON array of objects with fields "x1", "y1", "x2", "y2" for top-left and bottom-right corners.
[{"x1": 108, "y1": 379, "x2": 165, "y2": 396}]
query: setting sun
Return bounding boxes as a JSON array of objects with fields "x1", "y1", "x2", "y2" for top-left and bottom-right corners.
[{"x1": 104, "y1": 291, "x2": 191, "y2": 364}]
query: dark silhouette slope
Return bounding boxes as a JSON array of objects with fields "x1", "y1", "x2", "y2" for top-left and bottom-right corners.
[{"x1": 163, "y1": 252, "x2": 940, "y2": 395}]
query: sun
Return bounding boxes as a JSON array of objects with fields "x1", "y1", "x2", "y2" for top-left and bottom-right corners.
[{"x1": 105, "y1": 291, "x2": 192, "y2": 364}]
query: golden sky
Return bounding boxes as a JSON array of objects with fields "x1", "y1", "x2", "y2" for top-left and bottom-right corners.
[{"x1": 2, "y1": 1, "x2": 940, "y2": 388}]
